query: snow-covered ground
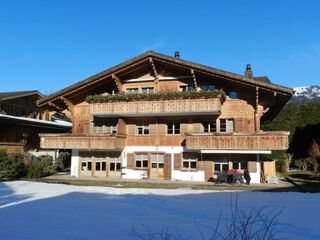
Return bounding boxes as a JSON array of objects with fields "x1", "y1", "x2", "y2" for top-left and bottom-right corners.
[{"x1": 0, "y1": 181, "x2": 319, "y2": 240}]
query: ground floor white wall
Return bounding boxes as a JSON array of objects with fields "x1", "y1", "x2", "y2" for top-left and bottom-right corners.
[{"x1": 70, "y1": 146, "x2": 268, "y2": 183}]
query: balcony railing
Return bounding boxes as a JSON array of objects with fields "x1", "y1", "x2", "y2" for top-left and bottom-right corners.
[
  {"x1": 90, "y1": 98, "x2": 221, "y2": 117},
  {"x1": 186, "y1": 132, "x2": 289, "y2": 150},
  {"x1": 39, "y1": 134, "x2": 126, "y2": 149}
]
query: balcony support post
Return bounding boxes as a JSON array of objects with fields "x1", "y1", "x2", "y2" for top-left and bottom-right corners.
[
  {"x1": 112, "y1": 74, "x2": 123, "y2": 92},
  {"x1": 149, "y1": 57, "x2": 159, "y2": 92}
]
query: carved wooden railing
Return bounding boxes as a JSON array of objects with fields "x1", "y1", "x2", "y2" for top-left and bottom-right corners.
[
  {"x1": 39, "y1": 134, "x2": 126, "y2": 149},
  {"x1": 186, "y1": 132, "x2": 289, "y2": 150},
  {"x1": 90, "y1": 98, "x2": 221, "y2": 116}
]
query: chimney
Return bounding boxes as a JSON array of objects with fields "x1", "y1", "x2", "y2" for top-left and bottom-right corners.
[
  {"x1": 174, "y1": 51, "x2": 180, "y2": 59},
  {"x1": 244, "y1": 64, "x2": 253, "y2": 78}
]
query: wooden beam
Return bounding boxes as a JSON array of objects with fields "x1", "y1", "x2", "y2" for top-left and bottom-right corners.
[
  {"x1": 112, "y1": 74, "x2": 123, "y2": 92},
  {"x1": 191, "y1": 69, "x2": 199, "y2": 91},
  {"x1": 48, "y1": 101, "x2": 63, "y2": 111},
  {"x1": 61, "y1": 96, "x2": 74, "y2": 114},
  {"x1": 149, "y1": 57, "x2": 159, "y2": 79},
  {"x1": 149, "y1": 57, "x2": 159, "y2": 92},
  {"x1": 255, "y1": 87, "x2": 260, "y2": 132}
]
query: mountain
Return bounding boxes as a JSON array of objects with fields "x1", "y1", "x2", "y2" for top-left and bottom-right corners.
[{"x1": 290, "y1": 86, "x2": 320, "y2": 104}]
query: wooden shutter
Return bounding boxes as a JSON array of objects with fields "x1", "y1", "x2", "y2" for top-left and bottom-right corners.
[
  {"x1": 173, "y1": 153, "x2": 181, "y2": 170},
  {"x1": 234, "y1": 119, "x2": 243, "y2": 133},
  {"x1": 127, "y1": 153, "x2": 135, "y2": 168},
  {"x1": 248, "y1": 161, "x2": 257, "y2": 172},
  {"x1": 164, "y1": 154, "x2": 171, "y2": 180}
]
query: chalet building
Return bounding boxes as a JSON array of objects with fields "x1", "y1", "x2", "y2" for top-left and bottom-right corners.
[
  {"x1": 37, "y1": 51, "x2": 293, "y2": 183},
  {"x1": 0, "y1": 90, "x2": 71, "y2": 157}
]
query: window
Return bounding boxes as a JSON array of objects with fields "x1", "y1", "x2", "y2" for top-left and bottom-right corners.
[
  {"x1": 151, "y1": 154, "x2": 164, "y2": 169},
  {"x1": 136, "y1": 154, "x2": 148, "y2": 168},
  {"x1": 105, "y1": 123, "x2": 117, "y2": 134},
  {"x1": 92, "y1": 121, "x2": 104, "y2": 134},
  {"x1": 202, "y1": 121, "x2": 216, "y2": 133},
  {"x1": 92, "y1": 121, "x2": 117, "y2": 134},
  {"x1": 214, "y1": 160, "x2": 229, "y2": 174},
  {"x1": 179, "y1": 85, "x2": 194, "y2": 92},
  {"x1": 95, "y1": 157, "x2": 106, "y2": 171},
  {"x1": 137, "y1": 123, "x2": 149, "y2": 135},
  {"x1": 200, "y1": 84, "x2": 215, "y2": 91},
  {"x1": 141, "y1": 87, "x2": 154, "y2": 94},
  {"x1": 232, "y1": 161, "x2": 248, "y2": 170},
  {"x1": 110, "y1": 157, "x2": 121, "y2": 172},
  {"x1": 167, "y1": 123, "x2": 180, "y2": 134},
  {"x1": 220, "y1": 119, "x2": 234, "y2": 133},
  {"x1": 183, "y1": 155, "x2": 197, "y2": 170},
  {"x1": 81, "y1": 156, "x2": 92, "y2": 171},
  {"x1": 18, "y1": 132, "x2": 28, "y2": 144},
  {"x1": 126, "y1": 88, "x2": 139, "y2": 94},
  {"x1": 229, "y1": 91, "x2": 238, "y2": 99}
]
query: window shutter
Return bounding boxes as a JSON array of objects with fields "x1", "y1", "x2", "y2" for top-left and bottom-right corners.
[
  {"x1": 127, "y1": 153, "x2": 135, "y2": 168},
  {"x1": 234, "y1": 119, "x2": 243, "y2": 132},
  {"x1": 226, "y1": 119, "x2": 234, "y2": 133},
  {"x1": 248, "y1": 161, "x2": 257, "y2": 172},
  {"x1": 173, "y1": 153, "x2": 181, "y2": 170},
  {"x1": 164, "y1": 154, "x2": 171, "y2": 180}
]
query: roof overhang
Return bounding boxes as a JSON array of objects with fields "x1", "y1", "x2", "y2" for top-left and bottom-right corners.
[
  {"x1": 37, "y1": 51, "x2": 294, "y2": 109},
  {"x1": 200, "y1": 150, "x2": 272, "y2": 154}
]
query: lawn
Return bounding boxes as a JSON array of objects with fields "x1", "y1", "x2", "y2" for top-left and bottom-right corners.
[{"x1": 0, "y1": 181, "x2": 319, "y2": 240}]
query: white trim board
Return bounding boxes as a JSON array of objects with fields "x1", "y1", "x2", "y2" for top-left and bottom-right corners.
[{"x1": 200, "y1": 150, "x2": 272, "y2": 154}]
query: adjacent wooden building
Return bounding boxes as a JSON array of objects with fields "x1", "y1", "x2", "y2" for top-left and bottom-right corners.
[
  {"x1": 38, "y1": 51, "x2": 293, "y2": 183},
  {"x1": 0, "y1": 90, "x2": 71, "y2": 156}
]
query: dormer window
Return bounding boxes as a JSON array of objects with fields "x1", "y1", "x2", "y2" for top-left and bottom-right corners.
[
  {"x1": 200, "y1": 84, "x2": 215, "y2": 91},
  {"x1": 179, "y1": 85, "x2": 194, "y2": 92},
  {"x1": 141, "y1": 87, "x2": 154, "y2": 94},
  {"x1": 126, "y1": 88, "x2": 139, "y2": 94},
  {"x1": 228, "y1": 91, "x2": 238, "y2": 99}
]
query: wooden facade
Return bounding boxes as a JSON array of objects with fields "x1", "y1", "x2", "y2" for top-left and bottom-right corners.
[
  {"x1": 0, "y1": 91, "x2": 71, "y2": 154},
  {"x1": 37, "y1": 51, "x2": 293, "y2": 183}
]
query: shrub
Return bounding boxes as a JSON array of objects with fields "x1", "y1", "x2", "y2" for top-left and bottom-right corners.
[
  {"x1": 27, "y1": 155, "x2": 55, "y2": 179},
  {"x1": 85, "y1": 90, "x2": 226, "y2": 103},
  {"x1": 55, "y1": 151, "x2": 71, "y2": 171},
  {"x1": 0, "y1": 149, "x2": 27, "y2": 180}
]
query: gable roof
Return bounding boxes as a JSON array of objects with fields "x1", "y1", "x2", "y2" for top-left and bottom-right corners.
[
  {"x1": 0, "y1": 90, "x2": 43, "y2": 101},
  {"x1": 38, "y1": 51, "x2": 293, "y2": 106}
]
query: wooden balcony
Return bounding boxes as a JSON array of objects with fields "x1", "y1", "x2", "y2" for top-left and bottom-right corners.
[
  {"x1": 90, "y1": 98, "x2": 221, "y2": 117},
  {"x1": 39, "y1": 134, "x2": 126, "y2": 150},
  {"x1": 186, "y1": 132, "x2": 289, "y2": 150}
]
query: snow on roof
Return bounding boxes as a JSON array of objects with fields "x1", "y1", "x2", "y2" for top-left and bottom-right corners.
[{"x1": 0, "y1": 114, "x2": 72, "y2": 128}]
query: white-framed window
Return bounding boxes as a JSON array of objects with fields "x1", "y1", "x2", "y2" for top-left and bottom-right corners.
[
  {"x1": 106, "y1": 123, "x2": 117, "y2": 134},
  {"x1": 202, "y1": 121, "x2": 216, "y2": 133},
  {"x1": 126, "y1": 88, "x2": 139, "y2": 94},
  {"x1": 95, "y1": 157, "x2": 106, "y2": 171},
  {"x1": 136, "y1": 154, "x2": 148, "y2": 168},
  {"x1": 151, "y1": 154, "x2": 164, "y2": 169},
  {"x1": 167, "y1": 123, "x2": 180, "y2": 134},
  {"x1": 92, "y1": 121, "x2": 104, "y2": 134},
  {"x1": 136, "y1": 123, "x2": 149, "y2": 135},
  {"x1": 110, "y1": 157, "x2": 121, "y2": 172},
  {"x1": 92, "y1": 121, "x2": 117, "y2": 134},
  {"x1": 214, "y1": 160, "x2": 229, "y2": 174},
  {"x1": 220, "y1": 119, "x2": 234, "y2": 133},
  {"x1": 182, "y1": 155, "x2": 197, "y2": 169},
  {"x1": 81, "y1": 156, "x2": 92, "y2": 171},
  {"x1": 141, "y1": 87, "x2": 154, "y2": 94},
  {"x1": 232, "y1": 161, "x2": 248, "y2": 170}
]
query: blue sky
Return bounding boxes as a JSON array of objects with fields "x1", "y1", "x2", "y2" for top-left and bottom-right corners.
[{"x1": 0, "y1": 0, "x2": 319, "y2": 95}]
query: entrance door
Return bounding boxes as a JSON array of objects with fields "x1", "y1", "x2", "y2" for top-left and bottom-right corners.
[
  {"x1": 108, "y1": 156, "x2": 122, "y2": 178},
  {"x1": 150, "y1": 153, "x2": 164, "y2": 179},
  {"x1": 80, "y1": 156, "x2": 93, "y2": 177}
]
